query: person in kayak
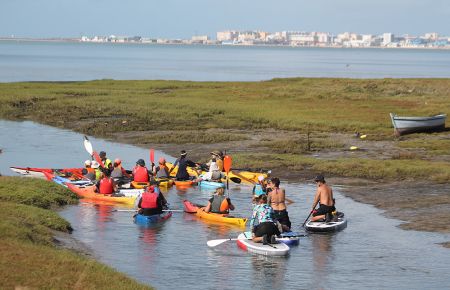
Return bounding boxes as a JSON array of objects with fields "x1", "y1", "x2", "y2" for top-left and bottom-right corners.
[
  {"x1": 253, "y1": 175, "x2": 267, "y2": 197},
  {"x1": 210, "y1": 150, "x2": 224, "y2": 171},
  {"x1": 99, "y1": 151, "x2": 113, "y2": 171},
  {"x1": 153, "y1": 157, "x2": 170, "y2": 179},
  {"x1": 91, "y1": 161, "x2": 103, "y2": 181},
  {"x1": 195, "y1": 158, "x2": 224, "y2": 183},
  {"x1": 267, "y1": 177, "x2": 291, "y2": 232},
  {"x1": 95, "y1": 169, "x2": 117, "y2": 195},
  {"x1": 132, "y1": 159, "x2": 150, "y2": 182},
  {"x1": 137, "y1": 183, "x2": 168, "y2": 216},
  {"x1": 203, "y1": 187, "x2": 234, "y2": 214},
  {"x1": 111, "y1": 158, "x2": 131, "y2": 184},
  {"x1": 250, "y1": 194, "x2": 280, "y2": 245},
  {"x1": 310, "y1": 174, "x2": 336, "y2": 222},
  {"x1": 82, "y1": 160, "x2": 96, "y2": 181},
  {"x1": 168, "y1": 150, "x2": 197, "y2": 181}
]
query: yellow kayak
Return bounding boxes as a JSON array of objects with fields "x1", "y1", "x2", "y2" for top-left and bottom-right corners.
[
  {"x1": 183, "y1": 200, "x2": 247, "y2": 227},
  {"x1": 166, "y1": 162, "x2": 266, "y2": 185}
]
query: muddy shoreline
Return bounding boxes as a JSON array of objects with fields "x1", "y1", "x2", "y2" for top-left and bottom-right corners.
[{"x1": 108, "y1": 130, "x2": 450, "y2": 248}]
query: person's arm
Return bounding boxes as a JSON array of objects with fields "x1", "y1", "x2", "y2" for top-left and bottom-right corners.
[
  {"x1": 227, "y1": 197, "x2": 235, "y2": 211},
  {"x1": 203, "y1": 201, "x2": 212, "y2": 213},
  {"x1": 137, "y1": 197, "x2": 142, "y2": 209},
  {"x1": 168, "y1": 159, "x2": 178, "y2": 174},
  {"x1": 267, "y1": 192, "x2": 272, "y2": 205},
  {"x1": 94, "y1": 180, "x2": 100, "y2": 193},
  {"x1": 249, "y1": 207, "x2": 258, "y2": 229},
  {"x1": 312, "y1": 189, "x2": 320, "y2": 211}
]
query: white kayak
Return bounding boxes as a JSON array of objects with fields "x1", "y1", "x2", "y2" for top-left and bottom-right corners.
[
  {"x1": 305, "y1": 212, "x2": 347, "y2": 233},
  {"x1": 236, "y1": 232, "x2": 290, "y2": 257}
]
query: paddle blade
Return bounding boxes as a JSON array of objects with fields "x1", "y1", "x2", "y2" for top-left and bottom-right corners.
[
  {"x1": 93, "y1": 151, "x2": 105, "y2": 168},
  {"x1": 230, "y1": 177, "x2": 241, "y2": 184},
  {"x1": 223, "y1": 155, "x2": 232, "y2": 173},
  {"x1": 150, "y1": 149, "x2": 155, "y2": 164},
  {"x1": 207, "y1": 239, "x2": 230, "y2": 247},
  {"x1": 83, "y1": 136, "x2": 93, "y2": 155}
]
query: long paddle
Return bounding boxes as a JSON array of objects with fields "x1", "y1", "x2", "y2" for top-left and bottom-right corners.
[
  {"x1": 207, "y1": 238, "x2": 251, "y2": 247},
  {"x1": 223, "y1": 155, "x2": 232, "y2": 196},
  {"x1": 114, "y1": 209, "x2": 184, "y2": 212},
  {"x1": 302, "y1": 210, "x2": 314, "y2": 227},
  {"x1": 83, "y1": 136, "x2": 93, "y2": 156},
  {"x1": 150, "y1": 148, "x2": 155, "y2": 164},
  {"x1": 83, "y1": 136, "x2": 105, "y2": 168}
]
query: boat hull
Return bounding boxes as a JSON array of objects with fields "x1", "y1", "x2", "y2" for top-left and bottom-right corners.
[
  {"x1": 134, "y1": 211, "x2": 172, "y2": 225},
  {"x1": 183, "y1": 200, "x2": 247, "y2": 227},
  {"x1": 390, "y1": 113, "x2": 446, "y2": 136},
  {"x1": 236, "y1": 232, "x2": 290, "y2": 256}
]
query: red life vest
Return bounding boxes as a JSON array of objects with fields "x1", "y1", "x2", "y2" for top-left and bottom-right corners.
[
  {"x1": 140, "y1": 191, "x2": 158, "y2": 209},
  {"x1": 133, "y1": 166, "x2": 149, "y2": 182},
  {"x1": 99, "y1": 177, "x2": 114, "y2": 195}
]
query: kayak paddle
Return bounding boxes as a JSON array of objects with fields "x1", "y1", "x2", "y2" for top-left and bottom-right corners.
[
  {"x1": 207, "y1": 237, "x2": 250, "y2": 247},
  {"x1": 83, "y1": 135, "x2": 93, "y2": 156},
  {"x1": 302, "y1": 210, "x2": 314, "y2": 227}
]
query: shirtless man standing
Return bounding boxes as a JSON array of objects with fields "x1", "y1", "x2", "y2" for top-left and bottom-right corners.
[
  {"x1": 267, "y1": 177, "x2": 291, "y2": 232},
  {"x1": 310, "y1": 174, "x2": 336, "y2": 222}
]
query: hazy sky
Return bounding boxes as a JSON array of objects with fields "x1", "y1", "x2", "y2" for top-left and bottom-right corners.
[{"x1": 2, "y1": 0, "x2": 449, "y2": 38}]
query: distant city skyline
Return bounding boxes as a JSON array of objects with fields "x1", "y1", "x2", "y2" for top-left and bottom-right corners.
[{"x1": 1, "y1": 0, "x2": 450, "y2": 38}]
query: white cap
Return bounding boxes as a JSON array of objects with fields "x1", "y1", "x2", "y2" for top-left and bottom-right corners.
[
  {"x1": 84, "y1": 160, "x2": 91, "y2": 166},
  {"x1": 258, "y1": 175, "x2": 265, "y2": 182},
  {"x1": 91, "y1": 161, "x2": 99, "y2": 169}
]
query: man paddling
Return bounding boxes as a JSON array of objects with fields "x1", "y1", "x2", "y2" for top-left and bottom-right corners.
[
  {"x1": 137, "y1": 183, "x2": 168, "y2": 216},
  {"x1": 310, "y1": 174, "x2": 336, "y2": 222},
  {"x1": 168, "y1": 150, "x2": 197, "y2": 181}
]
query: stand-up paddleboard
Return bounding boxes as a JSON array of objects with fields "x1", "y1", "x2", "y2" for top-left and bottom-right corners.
[
  {"x1": 305, "y1": 212, "x2": 347, "y2": 233},
  {"x1": 236, "y1": 232, "x2": 290, "y2": 256}
]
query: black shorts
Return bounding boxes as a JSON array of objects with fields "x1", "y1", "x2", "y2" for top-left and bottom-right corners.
[
  {"x1": 253, "y1": 222, "x2": 280, "y2": 237},
  {"x1": 273, "y1": 209, "x2": 291, "y2": 229},
  {"x1": 313, "y1": 204, "x2": 336, "y2": 216}
]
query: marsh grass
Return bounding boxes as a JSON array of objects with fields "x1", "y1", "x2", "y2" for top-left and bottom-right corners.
[
  {"x1": 1, "y1": 78, "x2": 448, "y2": 134},
  {"x1": 232, "y1": 153, "x2": 450, "y2": 182},
  {"x1": 0, "y1": 176, "x2": 151, "y2": 289},
  {"x1": 0, "y1": 78, "x2": 449, "y2": 181},
  {"x1": 134, "y1": 131, "x2": 248, "y2": 144}
]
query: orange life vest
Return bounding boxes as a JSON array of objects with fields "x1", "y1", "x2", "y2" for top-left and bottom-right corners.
[
  {"x1": 133, "y1": 166, "x2": 149, "y2": 182},
  {"x1": 99, "y1": 177, "x2": 114, "y2": 195},
  {"x1": 140, "y1": 191, "x2": 158, "y2": 209}
]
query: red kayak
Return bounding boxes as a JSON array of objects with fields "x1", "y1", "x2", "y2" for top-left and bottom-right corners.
[{"x1": 10, "y1": 166, "x2": 84, "y2": 179}]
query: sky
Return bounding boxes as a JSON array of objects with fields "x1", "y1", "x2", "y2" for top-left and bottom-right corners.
[{"x1": 1, "y1": 0, "x2": 450, "y2": 38}]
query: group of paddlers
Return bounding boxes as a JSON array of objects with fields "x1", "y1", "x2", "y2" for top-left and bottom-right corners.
[{"x1": 80, "y1": 149, "x2": 337, "y2": 244}]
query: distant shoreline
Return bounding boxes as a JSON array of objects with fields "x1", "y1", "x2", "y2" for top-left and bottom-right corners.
[{"x1": 1, "y1": 37, "x2": 449, "y2": 51}]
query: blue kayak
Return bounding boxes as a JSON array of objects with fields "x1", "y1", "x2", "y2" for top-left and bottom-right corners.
[
  {"x1": 198, "y1": 180, "x2": 225, "y2": 189},
  {"x1": 52, "y1": 175, "x2": 93, "y2": 187},
  {"x1": 134, "y1": 211, "x2": 173, "y2": 225}
]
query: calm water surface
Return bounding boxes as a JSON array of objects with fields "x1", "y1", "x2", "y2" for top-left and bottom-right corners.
[
  {"x1": 1, "y1": 40, "x2": 450, "y2": 82},
  {"x1": 1, "y1": 120, "x2": 450, "y2": 289}
]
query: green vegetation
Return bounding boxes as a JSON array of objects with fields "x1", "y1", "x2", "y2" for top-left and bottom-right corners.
[
  {"x1": 232, "y1": 153, "x2": 450, "y2": 183},
  {"x1": 0, "y1": 177, "x2": 151, "y2": 289},
  {"x1": 0, "y1": 79, "x2": 448, "y2": 135},
  {"x1": 0, "y1": 78, "x2": 449, "y2": 182},
  {"x1": 135, "y1": 131, "x2": 248, "y2": 144}
]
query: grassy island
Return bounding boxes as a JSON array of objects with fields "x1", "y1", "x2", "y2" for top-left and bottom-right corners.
[{"x1": 0, "y1": 176, "x2": 151, "y2": 289}]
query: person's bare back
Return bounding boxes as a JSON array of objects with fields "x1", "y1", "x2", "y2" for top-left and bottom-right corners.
[{"x1": 317, "y1": 184, "x2": 334, "y2": 207}]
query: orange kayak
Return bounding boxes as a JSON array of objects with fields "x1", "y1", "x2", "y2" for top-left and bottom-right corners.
[
  {"x1": 183, "y1": 200, "x2": 247, "y2": 227},
  {"x1": 66, "y1": 183, "x2": 136, "y2": 205}
]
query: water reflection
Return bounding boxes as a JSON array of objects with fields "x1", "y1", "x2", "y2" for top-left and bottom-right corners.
[
  {"x1": 311, "y1": 234, "x2": 334, "y2": 289},
  {"x1": 250, "y1": 256, "x2": 287, "y2": 290}
]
